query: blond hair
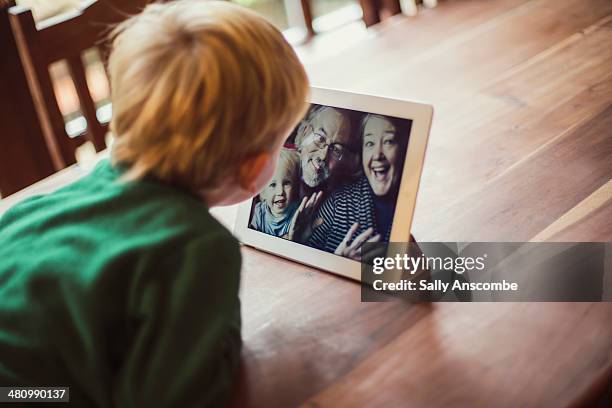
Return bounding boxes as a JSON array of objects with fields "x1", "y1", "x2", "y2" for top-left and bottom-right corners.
[
  {"x1": 278, "y1": 148, "x2": 300, "y2": 179},
  {"x1": 108, "y1": 0, "x2": 309, "y2": 190},
  {"x1": 259, "y1": 148, "x2": 299, "y2": 203}
]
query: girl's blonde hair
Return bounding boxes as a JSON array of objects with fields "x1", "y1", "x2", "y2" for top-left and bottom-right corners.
[
  {"x1": 276, "y1": 148, "x2": 300, "y2": 183},
  {"x1": 258, "y1": 148, "x2": 300, "y2": 203},
  {"x1": 108, "y1": 0, "x2": 309, "y2": 190}
]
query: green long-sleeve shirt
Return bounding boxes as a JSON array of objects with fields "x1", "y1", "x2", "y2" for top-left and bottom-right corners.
[{"x1": 0, "y1": 159, "x2": 242, "y2": 407}]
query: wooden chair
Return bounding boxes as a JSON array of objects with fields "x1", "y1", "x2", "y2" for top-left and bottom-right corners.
[
  {"x1": 0, "y1": 0, "x2": 55, "y2": 197},
  {"x1": 359, "y1": 0, "x2": 438, "y2": 27},
  {"x1": 359, "y1": 0, "x2": 402, "y2": 27},
  {"x1": 300, "y1": 0, "x2": 315, "y2": 38},
  {"x1": 298, "y1": 0, "x2": 408, "y2": 37},
  {"x1": 9, "y1": 0, "x2": 152, "y2": 171}
]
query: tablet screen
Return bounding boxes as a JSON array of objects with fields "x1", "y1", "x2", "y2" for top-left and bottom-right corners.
[{"x1": 247, "y1": 104, "x2": 412, "y2": 261}]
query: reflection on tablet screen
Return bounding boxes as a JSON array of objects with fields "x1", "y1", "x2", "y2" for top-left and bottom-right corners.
[{"x1": 248, "y1": 104, "x2": 412, "y2": 261}]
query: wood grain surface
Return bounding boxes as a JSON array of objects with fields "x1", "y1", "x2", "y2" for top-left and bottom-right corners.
[
  {"x1": 0, "y1": 0, "x2": 610, "y2": 407},
  {"x1": 242, "y1": 0, "x2": 612, "y2": 406}
]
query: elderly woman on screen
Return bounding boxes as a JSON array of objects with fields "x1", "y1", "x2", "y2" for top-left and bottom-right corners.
[{"x1": 307, "y1": 114, "x2": 409, "y2": 260}]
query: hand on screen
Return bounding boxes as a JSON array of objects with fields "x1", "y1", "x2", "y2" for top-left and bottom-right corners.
[
  {"x1": 335, "y1": 222, "x2": 381, "y2": 261},
  {"x1": 286, "y1": 191, "x2": 323, "y2": 242}
]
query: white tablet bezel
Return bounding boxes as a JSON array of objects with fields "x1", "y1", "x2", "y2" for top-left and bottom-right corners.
[{"x1": 234, "y1": 87, "x2": 433, "y2": 281}]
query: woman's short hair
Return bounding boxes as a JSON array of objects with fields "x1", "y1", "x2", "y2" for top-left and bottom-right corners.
[{"x1": 108, "y1": 0, "x2": 309, "y2": 190}]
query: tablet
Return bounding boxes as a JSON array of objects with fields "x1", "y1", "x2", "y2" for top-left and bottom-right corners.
[{"x1": 234, "y1": 87, "x2": 433, "y2": 281}]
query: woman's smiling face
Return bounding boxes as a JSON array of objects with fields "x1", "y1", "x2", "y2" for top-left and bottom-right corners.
[{"x1": 362, "y1": 115, "x2": 400, "y2": 196}]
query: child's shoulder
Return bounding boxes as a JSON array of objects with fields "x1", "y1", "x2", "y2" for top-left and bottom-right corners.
[
  {"x1": 0, "y1": 159, "x2": 235, "y2": 255},
  {"x1": 249, "y1": 200, "x2": 267, "y2": 228}
]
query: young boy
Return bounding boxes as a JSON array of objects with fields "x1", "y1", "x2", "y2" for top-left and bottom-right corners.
[
  {"x1": 250, "y1": 148, "x2": 300, "y2": 238},
  {"x1": 0, "y1": 1, "x2": 308, "y2": 406}
]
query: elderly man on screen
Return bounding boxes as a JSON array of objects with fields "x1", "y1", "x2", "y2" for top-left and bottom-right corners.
[
  {"x1": 284, "y1": 105, "x2": 357, "y2": 242},
  {"x1": 294, "y1": 105, "x2": 355, "y2": 195}
]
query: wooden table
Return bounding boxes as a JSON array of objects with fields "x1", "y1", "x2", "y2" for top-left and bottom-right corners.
[{"x1": 1, "y1": 0, "x2": 611, "y2": 406}]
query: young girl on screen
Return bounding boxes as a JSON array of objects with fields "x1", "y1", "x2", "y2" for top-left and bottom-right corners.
[{"x1": 250, "y1": 148, "x2": 301, "y2": 238}]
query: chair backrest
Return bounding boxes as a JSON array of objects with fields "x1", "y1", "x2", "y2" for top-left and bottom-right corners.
[
  {"x1": 0, "y1": 0, "x2": 56, "y2": 197},
  {"x1": 9, "y1": 0, "x2": 151, "y2": 170}
]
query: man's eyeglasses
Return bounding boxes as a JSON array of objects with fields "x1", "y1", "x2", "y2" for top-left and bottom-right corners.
[{"x1": 302, "y1": 126, "x2": 352, "y2": 161}]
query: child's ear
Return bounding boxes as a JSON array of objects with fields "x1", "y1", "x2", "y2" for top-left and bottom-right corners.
[{"x1": 239, "y1": 152, "x2": 272, "y2": 193}]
